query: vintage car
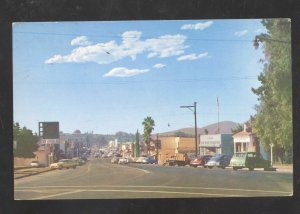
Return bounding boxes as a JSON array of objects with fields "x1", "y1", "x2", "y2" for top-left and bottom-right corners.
[
  {"x1": 190, "y1": 155, "x2": 212, "y2": 168},
  {"x1": 49, "y1": 159, "x2": 77, "y2": 169},
  {"x1": 205, "y1": 154, "x2": 231, "y2": 169},
  {"x1": 230, "y1": 152, "x2": 273, "y2": 171}
]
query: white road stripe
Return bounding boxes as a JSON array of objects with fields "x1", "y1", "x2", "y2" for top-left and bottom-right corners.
[
  {"x1": 31, "y1": 190, "x2": 84, "y2": 200},
  {"x1": 87, "y1": 189, "x2": 245, "y2": 197},
  {"x1": 15, "y1": 185, "x2": 291, "y2": 194}
]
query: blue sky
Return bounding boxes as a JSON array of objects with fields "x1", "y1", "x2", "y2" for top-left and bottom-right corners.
[{"x1": 13, "y1": 19, "x2": 266, "y2": 134}]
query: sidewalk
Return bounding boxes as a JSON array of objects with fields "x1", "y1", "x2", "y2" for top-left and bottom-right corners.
[
  {"x1": 272, "y1": 164, "x2": 293, "y2": 173},
  {"x1": 14, "y1": 167, "x2": 54, "y2": 179}
]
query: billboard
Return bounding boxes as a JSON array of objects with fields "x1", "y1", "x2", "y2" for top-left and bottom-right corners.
[{"x1": 39, "y1": 122, "x2": 59, "y2": 139}]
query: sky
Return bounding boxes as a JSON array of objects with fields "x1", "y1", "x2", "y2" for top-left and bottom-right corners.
[{"x1": 13, "y1": 19, "x2": 267, "y2": 135}]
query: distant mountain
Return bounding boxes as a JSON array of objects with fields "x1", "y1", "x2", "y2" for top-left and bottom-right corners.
[{"x1": 158, "y1": 121, "x2": 239, "y2": 137}]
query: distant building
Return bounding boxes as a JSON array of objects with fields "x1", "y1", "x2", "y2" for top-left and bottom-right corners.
[
  {"x1": 157, "y1": 137, "x2": 195, "y2": 165},
  {"x1": 232, "y1": 124, "x2": 268, "y2": 159},
  {"x1": 199, "y1": 134, "x2": 233, "y2": 157}
]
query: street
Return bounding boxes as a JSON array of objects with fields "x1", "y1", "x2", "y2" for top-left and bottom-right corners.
[{"x1": 14, "y1": 158, "x2": 293, "y2": 200}]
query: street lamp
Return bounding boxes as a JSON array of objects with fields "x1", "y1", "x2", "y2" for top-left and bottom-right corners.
[{"x1": 180, "y1": 102, "x2": 198, "y2": 156}]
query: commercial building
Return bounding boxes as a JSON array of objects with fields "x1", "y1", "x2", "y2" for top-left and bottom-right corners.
[
  {"x1": 232, "y1": 124, "x2": 268, "y2": 159},
  {"x1": 199, "y1": 134, "x2": 233, "y2": 156},
  {"x1": 157, "y1": 137, "x2": 196, "y2": 164}
]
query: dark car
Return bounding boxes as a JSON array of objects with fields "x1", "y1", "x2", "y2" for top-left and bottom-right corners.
[
  {"x1": 205, "y1": 154, "x2": 231, "y2": 169},
  {"x1": 190, "y1": 155, "x2": 212, "y2": 168}
]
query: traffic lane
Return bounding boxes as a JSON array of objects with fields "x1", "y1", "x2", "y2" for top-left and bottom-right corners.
[
  {"x1": 14, "y1": 159, "x2": 151, "y2": 199},
  {"x1": 14, "y1": 159, "x2": 292, "y2": 199},
  {"x1": 125, "y1": 163, "x2": 293, "y2": 193},
  {"x1": 15, "y1": 184, "x2": 291, "y2": 200},
  {"x1": 15, "y1": 159, "x2": 147, "y2": 187}
]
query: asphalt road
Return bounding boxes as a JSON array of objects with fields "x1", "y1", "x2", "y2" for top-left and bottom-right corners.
[{"x1": 14, "y1": 158, "x2": 293, "y2": 200}]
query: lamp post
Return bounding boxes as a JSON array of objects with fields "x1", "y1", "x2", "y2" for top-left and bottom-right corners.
[{"x1": 180, "y1": 102, "x2": 198, "y2": 156}]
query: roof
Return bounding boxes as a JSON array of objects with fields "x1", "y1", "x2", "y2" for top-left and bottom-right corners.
[{"x1": 233, "y1": 131, "x2": 252, "y2": 137}]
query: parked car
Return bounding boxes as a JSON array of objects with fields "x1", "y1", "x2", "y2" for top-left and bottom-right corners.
[
  {"x1": 72, "y1": 157, "x2": 86, "y2": 166},
  {"x1": 49, "y1": 159, "x2": 77, "y2": 169},
  {"x1": 118, "y1": 157, "x2": 129, "y2": 164},
  {"x1": 136, "y1": 156, "x2": 158, "y2": 164},
  {"x1": 111, "y1": 157, "x2": 119, "y2": 164},
  {"x1": 30, "y1": 161, "x2": 39, "y2": 168},
  {"x1": 230, "y1": 152, "x2": 273, "y2": 171},
  {"x1": 205, "y1": 154, "x2": 231, "y2": 169},
  {"x1": 190, "y1": 155, "x2": 212, "y2": 168}
]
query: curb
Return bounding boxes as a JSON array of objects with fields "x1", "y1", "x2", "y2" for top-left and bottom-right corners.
[
  {"x1": 14, "y1": 168, "x2": 55, "y2": 180},
  {"x1": 14, "y1": 166, "x2": 32, "y2": 170}
]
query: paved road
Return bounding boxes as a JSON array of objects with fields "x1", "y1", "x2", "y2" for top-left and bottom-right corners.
[{"x1": 14, "y1": 158, "x2": 293, "y2": 200}]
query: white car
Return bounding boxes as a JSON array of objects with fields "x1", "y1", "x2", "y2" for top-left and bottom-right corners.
[
  {"x1": 49, "y1": 159, "x2": 77, "y2": 169},
  {"x1": 118, "y1": 158, "x2": 128, "y2": 164},
  {"x1": 30, "y1": 161, "x2": 39, "y2": 167}
]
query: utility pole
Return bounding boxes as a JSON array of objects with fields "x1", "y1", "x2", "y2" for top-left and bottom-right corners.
[
  {"x1": 156, "y1": 134, "x2": 159, "y2": 162},
  {"x1": 180, "y1": 102, "x2": 198, "y2": 156},
  {"x1": 217, "y1": 97, "x2": 220, "y2": 134}
]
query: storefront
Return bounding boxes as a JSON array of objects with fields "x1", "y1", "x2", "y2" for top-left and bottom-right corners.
[
  {"x1": 232, "y1": 127, "x2": 258, "y2": 154},
  {"x1": 199, "y1": 134, "x2": 233, "y2": 156}
]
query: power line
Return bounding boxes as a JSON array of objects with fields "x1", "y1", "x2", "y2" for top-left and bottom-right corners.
[
  {"x1": 13, "y1": 76, "x2": 257, "y2": 85},
  {"x1": 13, "y1": 31, "x2": 291, "y2": 44}
]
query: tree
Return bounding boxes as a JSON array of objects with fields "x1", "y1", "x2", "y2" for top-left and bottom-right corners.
[
  {"x1": 252, "y1": 19, "x2": 292, "y2": 163},
  {"x1": 13, "y1": 122, "x2": 39, "y2": 158},
  {"x1": 142, "y1": 117, "x2": 155, "y2": 155},
  {"x1": 231, "y1": 124, "x2": 244, "y2": 135},
  {"x1": 204, "y1": 129, "x2": 209, "y2": 135},
  {"x1": 175, "y1": 131, "x2": 189, "y2": 137},
  {"x1": 135, "y1": 130, "x2": 140, "y2": 157},
  {"x1": 73, "y1": 129, "x2": 81, "y2": 134}
]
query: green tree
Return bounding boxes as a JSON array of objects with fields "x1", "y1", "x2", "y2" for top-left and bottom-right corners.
[
  {"x1": 13, "y1": 122, "x2": 39, "y2": 158},
  {"x1": 135, "y1": 129, "x2": 140, "y2": 157},
  {"x1": 231, "y1": 124, "x2": 244, "y2": 135},
  {"x1": 142, "y1": 117, "x2": 155, "y2": 155},
  {"x1": 252, "y1": 19, "x2": 292, "y2": 162}
]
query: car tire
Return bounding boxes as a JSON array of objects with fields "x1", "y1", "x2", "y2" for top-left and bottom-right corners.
[
  {"x1": 249, "y1": 167, "x2": 254, "y2": 171},
  {"x1": 233, "y1": 167, "x2": 238, "y2": 171},
  {"x1": 208, "y1": 166, "x2": 213, "y2": 169}
]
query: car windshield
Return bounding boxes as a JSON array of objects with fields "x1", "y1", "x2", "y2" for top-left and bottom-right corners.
[
  {"x1": 31, "y1": 161, "x2": 38, "y2": 163},
  {"x1": 233, "y1": 153, "x2": 246, "y2": 158},
  {"x1": 210, "y1": 155, "x2": 222, "y2": 161}
]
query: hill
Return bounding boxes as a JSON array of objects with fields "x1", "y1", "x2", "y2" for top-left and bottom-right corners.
[{"x1": 158, "y1": 121, "x2": 239, "y2": 137}]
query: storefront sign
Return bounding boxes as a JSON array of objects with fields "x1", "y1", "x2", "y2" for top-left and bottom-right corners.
[{"x1": 200, "y1": 135, "x2": 221, "y2": 147}]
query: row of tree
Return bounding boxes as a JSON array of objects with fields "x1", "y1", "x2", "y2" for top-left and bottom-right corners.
[{"x1": 13, "y1": 122, "x2": 39, "y2": 158}]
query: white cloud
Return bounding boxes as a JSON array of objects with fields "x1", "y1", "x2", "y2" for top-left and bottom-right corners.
[
  {"x1": 45, "y1": 31, "x2": 187, "y2": 65},
  {"x1": 146, "y1": 34, "x2": 187, "y2": 58},
  {"x1": 177, "y1": 52, "x2": 208, "y2": 61},
  {"x1": 153, "y1": 63, "x2": 166, "y2": 69},
  {"x1": 181, "y1": 21, "x2": 213, "y2": 30},
  {"x1": 234, "y1": 30, "x2": 248, "y2": 37},
  {"x1": 103, "y1": 67, "x2": 150, "y2": 77},
  {"x1": 71, "y1": 36, "x2": 92, "y2": 46}
]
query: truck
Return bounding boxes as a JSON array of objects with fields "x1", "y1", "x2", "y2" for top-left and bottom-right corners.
[{"x1": 163, "y1": 154, "x2": 191, "y2": 166}]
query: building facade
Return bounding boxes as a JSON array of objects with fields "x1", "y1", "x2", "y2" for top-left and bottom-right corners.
[
  {"x1": 199, "y1": 134, "x2": 233, "y2": 156},
  {"x1": 157, "y1": 137, "x2": 196, "y2": 164}
]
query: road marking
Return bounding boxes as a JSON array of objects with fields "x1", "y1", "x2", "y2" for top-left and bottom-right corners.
[
  {"x1": 85, "y1": 189, "x2": 245, "y2": 197},
  {"x1": 31, "y1": 189, "x2": 84, "y2": 200},
  {"x1": 15, "y1": 185, "x2": 291, "y2": 194}
]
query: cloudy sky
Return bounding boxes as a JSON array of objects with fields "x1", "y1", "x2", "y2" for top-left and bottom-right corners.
[{"x1": 13, "y1": 20, "x2": 266, "y2": 134}]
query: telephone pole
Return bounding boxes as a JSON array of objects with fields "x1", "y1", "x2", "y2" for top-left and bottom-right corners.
[{"x1": 180, "y1": 102, "x2": 198, "y2": 156}]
